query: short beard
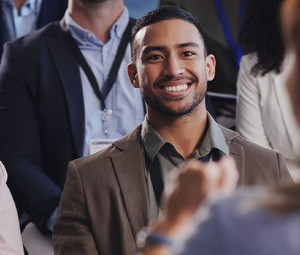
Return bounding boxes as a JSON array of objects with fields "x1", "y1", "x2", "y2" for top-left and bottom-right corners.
[{"x1": 144, "y1": 86, "x2": 206, "y2": 117}]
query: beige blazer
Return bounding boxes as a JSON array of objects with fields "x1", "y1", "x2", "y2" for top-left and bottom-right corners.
[
  {"x1": 53, "y1": 125, "x2": 291, "y2": 255},
  {"x1": 0, "y1": 161, "x2": 24, "y2": 255},
  {"x1": 236, "y1": 53, "x2": 300, "y2": 181}
]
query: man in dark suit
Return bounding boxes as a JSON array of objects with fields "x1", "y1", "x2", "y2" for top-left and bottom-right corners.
[
  {"x1": 53, "y1": 6, "x2": 291, "y2": 255},
  {"x1": 0, "y1": 0, "x2": 68, "y2": 58},
  {"x1": 0, "y1": 0, "x2": 145, "y2": 237}
]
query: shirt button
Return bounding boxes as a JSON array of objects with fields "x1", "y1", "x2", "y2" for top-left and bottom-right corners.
[{"x1": 107, "y1": 109, "x2": 113, "y2": 115}]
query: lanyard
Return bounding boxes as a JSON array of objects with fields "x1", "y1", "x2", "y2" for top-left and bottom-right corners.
[
  {"x1": 213, "y1": 0, "x2": 245, "y2": 68},
  {"x1": 65, "y1": 17, "x2": 136, "y2": 111}
]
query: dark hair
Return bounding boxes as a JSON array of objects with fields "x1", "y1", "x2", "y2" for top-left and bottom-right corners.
[
  {"x1": 130, "y1": 6, "x2": 207, "y2": 63},
  {"x1": 239, "y1": 0, "x2": 285, "y2": 76}
]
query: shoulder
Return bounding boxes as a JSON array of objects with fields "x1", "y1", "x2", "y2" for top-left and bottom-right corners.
[
  {"x1": 220, "y1": 125, "x2": 279, "y2": 158},
  {"x1": 71, "y1": 126, "x2": 142, "y2": 173},
  {"x1": 219, "y1": 125, "x2": 291, "y2": 184},
  {"x1": 4, "y1": 21, "x2": 62, "y2": 52},
  {"x1": 240, "y1": 52, "x2": 258, "y2": 68}
]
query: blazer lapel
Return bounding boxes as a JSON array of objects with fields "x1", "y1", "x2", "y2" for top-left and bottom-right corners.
[
  {"x1": 219, "y1": 126, "x2": 245, "y2": 185},
  {"x1": 111, "y1": 128, "x2": 149, "y2": 236},
  {"x1": 47, "y1": 21, "x2": 85, "y2": 157},
  {"x1": 273, "y1": 74, "x2": 300, "y2": 153}
]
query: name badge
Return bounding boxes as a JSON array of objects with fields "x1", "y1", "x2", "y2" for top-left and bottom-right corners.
[{"x1": 90, "y1": 139, "x2": 116, "y2": 155}]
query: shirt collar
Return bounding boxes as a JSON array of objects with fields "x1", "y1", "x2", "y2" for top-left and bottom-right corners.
[
  {"x1": 197, "y1": 113, "x2": 229, "y2": 157},
  {"x1": 142, "y1": 112, "x2": 229, "y2": 161},
  {"x1": 4, "y1": 0, "x2": 39, "y2": 15},
  {"x1": 141, "y1": 116, "x2": 167, "y2": 162},
  {"x1": 64, "y1": 7, "x2": 129, "y2": 47}
]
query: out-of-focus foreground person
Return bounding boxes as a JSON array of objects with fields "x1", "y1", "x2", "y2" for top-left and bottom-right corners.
[
  {"x1": 0, "y1": 161, "x2": 24, "y2": 255},
  {"x1": 0, "y1": 0, "x2": 68, "y2": 58},
  {"x1": 236, "y1": 0, "x2": 300, "y2": 181},
  {"x1": 136, "y1": 1, "x2": 300, "y2": 254}
]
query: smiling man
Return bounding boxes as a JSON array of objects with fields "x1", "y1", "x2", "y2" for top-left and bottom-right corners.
[{"x1": 53, "y1": 6, "x2": 291, "y2": 255}]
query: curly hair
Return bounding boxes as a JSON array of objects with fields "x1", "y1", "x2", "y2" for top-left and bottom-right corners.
[{"x1": 239, "y1": 0, "x2": 285, "y2": 76}]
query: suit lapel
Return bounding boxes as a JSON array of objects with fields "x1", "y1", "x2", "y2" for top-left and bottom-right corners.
[
  {"x1": 111, "y1": 128, "x2": 149, "y2": 236},
  {"x1": 219, "y1": 126, "x2": 245, "y2": 185},
  {"x1": 228, "y1": 142, "x2": 245, "y2": 185},
  {"x1": 47, "y1": 22, "x2": 85, "y2": 157},
  {"x1": 273, "y1": 74, "x2": 300, "y2": 153}
]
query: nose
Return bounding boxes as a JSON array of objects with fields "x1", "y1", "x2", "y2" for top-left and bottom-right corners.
[{"x1": 162, "y1": 54, "x2": 184, "y2": 77}]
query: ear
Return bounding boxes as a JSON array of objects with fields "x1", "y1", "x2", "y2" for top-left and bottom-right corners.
[
  {"x1": 205, "y1": 54, "x2": 216, "y2": 81},
  {"x1": 128, "y1": 63, "x2": 139, "y2": 88}
]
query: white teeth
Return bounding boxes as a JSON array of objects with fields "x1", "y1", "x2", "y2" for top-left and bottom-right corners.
[{"x1": 164, "y1": 84, "x2": 188, "y2": 92}]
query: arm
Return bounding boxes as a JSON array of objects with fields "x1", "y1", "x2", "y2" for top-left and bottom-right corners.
[
  {"x1": 236, "y1": 55, "x2": 272, "y2": 149},
  {"x1": 0, "y1": 43, "x2": 61, "y2": 231},
  {"x1": 137, "y1": 157, "x2": 238, "y2": 255},
  {"x1": 53, "y1": 161, "x2": 99, "y2": 255}
]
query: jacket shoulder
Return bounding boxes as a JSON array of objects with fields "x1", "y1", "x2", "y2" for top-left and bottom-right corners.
[
  {"x1": 220, "y1": 125, "x2": 278, "y2": 156},
  {"x1": 219, "y1": 125, "x2": 291, "y2": 185},
  {"x1": 5, "y1": 22, "x2": 62, "y2": 51},
  {"x1": 71, "y1": 126, "x2": 143, "y2": 174}
]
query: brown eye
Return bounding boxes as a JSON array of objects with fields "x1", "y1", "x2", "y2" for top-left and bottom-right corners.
[
  {"x1": 147, "y1": 55, "x2": 163, "y2": 60},
  {"x1": 182, "y1": 51, "x2": 195, "y2": 57}
]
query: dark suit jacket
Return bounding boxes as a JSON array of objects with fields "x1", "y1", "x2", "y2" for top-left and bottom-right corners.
[
  {"x1": 0, "y1": 21, "x2": 94, "y2": 232},
  {"x1": 53, "y1": 125, "x2": 291, "y2": 255},
  {"x1": 0, "y1": 0, "x2": 68, "y2": 58}
]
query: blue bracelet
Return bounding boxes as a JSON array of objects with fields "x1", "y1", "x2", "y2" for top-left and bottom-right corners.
[{"x1": 146, "y1": 232, "x2": 174, "y2": 247}]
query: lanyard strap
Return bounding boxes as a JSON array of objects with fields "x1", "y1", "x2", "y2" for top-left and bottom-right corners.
[
  {"x1": 65, "y1": 17, "x2": 136, "y2": 110},
  {"x1": 213, "y1": 0, "x2": 245, "y2": 68}
]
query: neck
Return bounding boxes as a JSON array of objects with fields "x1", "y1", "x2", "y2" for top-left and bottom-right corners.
[
  {"x1": 68, "y1": 0, "x2": 124, "y2": 42},
  {"x1": 147, "y1": 103, "x2": 208, "y2": 159},
  {"x1": 13, "y1": 0, "x2": 27, "y2": 11}
]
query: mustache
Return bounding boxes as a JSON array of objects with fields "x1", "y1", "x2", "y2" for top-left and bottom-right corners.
[{"x1": 154, "y1": 75, "x2": 197, "y2": 87}]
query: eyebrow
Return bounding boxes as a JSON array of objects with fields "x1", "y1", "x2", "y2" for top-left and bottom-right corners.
[
  {"x1": 142, "y1": 42, "x2": 200, "y2": 55},
  {"x1": 176, "y1": 42, "x2": 200, "y2": 48}
]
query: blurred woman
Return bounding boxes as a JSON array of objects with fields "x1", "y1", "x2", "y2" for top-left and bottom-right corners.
[{"x1": 236, "y1": 0, "x2": 300, "y2": 181}]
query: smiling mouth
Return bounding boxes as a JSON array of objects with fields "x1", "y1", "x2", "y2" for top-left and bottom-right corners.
[{"x1": 163, "y1": 84, "x2": 189, "y2": 92}]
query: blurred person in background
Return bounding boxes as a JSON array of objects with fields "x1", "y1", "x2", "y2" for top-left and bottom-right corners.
[
  {"x1": 0, "y1": 0, "x2": 145, "y2": 253},
  {"x1": 0, "y1": 0, "x2": 68, "y2": 58},
  {"x1": 236, "y1": 0, "x2": 300, "y2": 181}
]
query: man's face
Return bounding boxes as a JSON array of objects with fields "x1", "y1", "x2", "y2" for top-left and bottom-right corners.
[{"x1": 128, "y1": 19, "x2": 215, "y2": 117}]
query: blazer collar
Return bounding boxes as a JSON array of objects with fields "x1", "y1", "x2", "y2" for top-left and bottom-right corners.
[
  {"x1": 219, "y1": 125, "x2": 246, "y2": 184},
  {"x1": 47, "y1": 20, "x2": 85, "y2": 157}
]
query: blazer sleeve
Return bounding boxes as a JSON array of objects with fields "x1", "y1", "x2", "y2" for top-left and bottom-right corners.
[
  {"x1": 53, "y1": 161, "x2": 99, "y2": 255},
  {"x1": 236, "y1": 55, "x2": 272, "y2": 149},
  {"x1": 0, "y1": 43, "x2": 61, "y2": 230},
  {"x1": 0, "y1": 162, "x2": 24, "y2": 255}
]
